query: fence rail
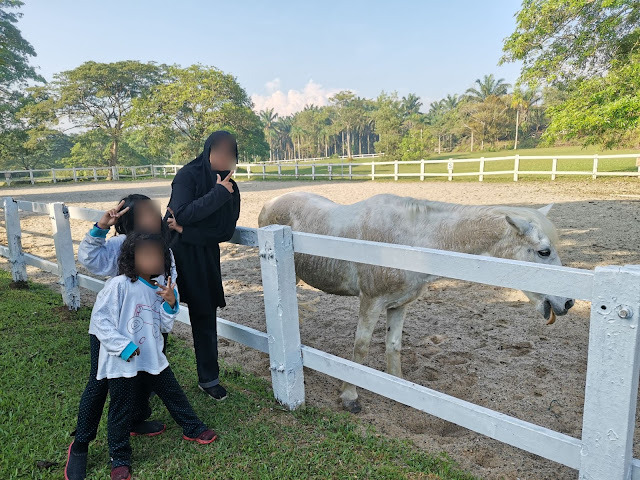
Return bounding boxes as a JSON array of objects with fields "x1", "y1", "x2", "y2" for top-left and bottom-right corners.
[
  {"x1": 2, "y1": 153, "x2": 640, "y2": 186},
  {"x1": 1, "y1": 197, "x2": 640, "y2": 479}
]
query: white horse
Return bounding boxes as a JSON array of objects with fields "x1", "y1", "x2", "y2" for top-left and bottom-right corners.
[{"x1": 258, "y1": 192, "x2": 575, "y2": 413}]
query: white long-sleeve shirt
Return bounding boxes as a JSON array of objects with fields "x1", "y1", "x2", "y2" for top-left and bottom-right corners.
[
  {"x1": 89, "y1": 275, "x2": 179, "y2": 380},
  {"x1": 77, "y1": 225, "x2": 178, "y2": 284}
]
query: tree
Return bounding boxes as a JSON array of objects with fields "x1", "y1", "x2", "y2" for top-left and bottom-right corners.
[
  {"x1": 543, "y1": 53, "x2": 640, "y2": 148},
  {"x1": 465, "y1": 74, "x2": 510, "y2": 102},
  {"x1": 373, "y1": 92, "x2": 404, "y2": 158},
  {"x1": 401, "y1": 93, "x2": 423, "y2": 118},
  {"x1": 259, "y1": 108, "x2": 278, "y2": 161},
  {"x1": 330, "y1": 91, "x2": 361, "y2": 158},
  {"x1": 511, "y1": 87, "x2": 540, "y2": 149},
  {"x1": 0, "y1": 0, "x2": 44, "y2": 88},
  {"x1": 41, "y1": 61, "x2": 164, "y2": 171},
  {"x1": 501, "y1": 0, "x2": 640, "y2": 85},
  {"x1": 130, "y1": 64, "x2": 268, "y2": 163},
  {"x1": 460, "y1": 96, "x2": 510, "y2": 150}
]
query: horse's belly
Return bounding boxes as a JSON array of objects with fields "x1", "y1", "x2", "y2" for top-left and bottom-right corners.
[{"x1": 294, "y1": 253, "x2": 359, "y2": 296}]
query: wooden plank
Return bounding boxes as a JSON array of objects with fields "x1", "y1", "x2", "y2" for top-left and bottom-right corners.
[
  {"x1": 258, "y1": 225, "x2": 305, "y2": 409},
  {"x1": 301, "y1": 345, "x2": 582, "y2": 469},
  {"x1": 48, "y1": 202, "x2": 81, "y2": 310},
  {"x1": 291, "y1": 232, "x2": 594, "y2": 300},
  {"x1": 580, "y1": 266, "x2": 640, "y2": 479},
  {"x1": 2, "y1": 197, "x2": 27, "y2": 282}
]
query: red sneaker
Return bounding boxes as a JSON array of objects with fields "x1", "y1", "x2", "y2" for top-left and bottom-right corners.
[
  {"x1": 183, "y1": 429, "x2": 218, "y2": 444},
  {"x1": 110, "y1": 466, "x2": 131, "y2": 480}
]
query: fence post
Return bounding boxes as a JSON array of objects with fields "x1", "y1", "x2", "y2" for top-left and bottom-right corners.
[
  {"x1": 2, "y1": 197, "x2": 27, "y2": 283},
  {"x1": 479, "y1": 157, "x2": 485, "y2": 182},
  {"x1": 592, "y1": 154, "x2": 598, "y2": 180},
  {"x1": 49, "y1": 202, "x2": 81, "y2": 310},
  {"x1": 349, "y1": 163, "x2": 353, "y2": 180},
  {"x1": 278, "y1": 164, "x2": 282, "y2": 179},
  {"x1": 262, "y1": 164, "x2": 266, "y2": 180},
  {"x1": 394, "y1": 160, "x2": 399, "y2": 181},
  {"x1": 247, "y1": 164, "x2": 251, "y2": 180},
  {"x1": 328, "y1": 165, "x2": 332, "y2": 180},
  {"x1": 257, "y1": 225, "x2": 305, "y2": 410},
  {"x1": 579, "y1": 266, "x2": 640, "y2": 480},
  {"x1": 29, "y1": 170, "x2": 34, "y2": 185},
  {"x1": 447, "y1": 159, "x2": 453, "y2": 182},
  {"x1": 52, "y1": 168, "x2": 56, "y2": 183},
  {"x1": 371, "y1": 162, "x2": 375, "y2": 181},
  {"x1": 311, "y1": 164, "x2": 316, "y2": 181},
  {"x1": 513, "y1": 154, "x2": 520, "y2": 182},
  {"x1": 295, "y1": 161, "x2": 299, "y2": 179},
  {"x1": 151, "y1": 165, "x2": 156, "y2": 178},
  {"x1": 131, "y1": 167, "x2": 136, "y2": 181},
  {"x1": 420, "y1": 159, "x2": 425, "y2": 181},
  {"x1": 552, "y1": 158, "x2": 558, "y2": 181},
  {"x1": 72, "y1": 167, "x2": 77, "y2": 182}
]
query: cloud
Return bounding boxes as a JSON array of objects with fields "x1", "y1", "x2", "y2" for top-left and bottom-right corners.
[{"x1": 251, "y1": 79, "x2": 345, "y2": 117}]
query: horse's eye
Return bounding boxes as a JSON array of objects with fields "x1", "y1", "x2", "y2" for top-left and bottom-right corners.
[{"x1": 537, "y1": 249, "x2": 551, "y2": 257}]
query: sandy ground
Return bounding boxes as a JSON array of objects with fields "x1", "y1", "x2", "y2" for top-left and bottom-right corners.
[{"x1": 1, "y1": 178, "x2": 640, "y2": 480}]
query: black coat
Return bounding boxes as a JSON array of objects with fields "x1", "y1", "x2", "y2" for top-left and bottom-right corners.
[{"x1": 166, "y1": 140, "x2": 241, "y2": 314}]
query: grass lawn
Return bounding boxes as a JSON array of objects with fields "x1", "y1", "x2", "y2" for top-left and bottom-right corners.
[{"x1": 0, "y1": 269, "x2": 476, "y2": 480}]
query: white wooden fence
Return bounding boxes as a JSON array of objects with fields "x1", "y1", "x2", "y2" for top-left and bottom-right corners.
[
  {"x1": 1, "y1": 196, "x2": 640, "y2": 479},
  {"x1": 2, "y1": 153, "x2": 639, "y2": 186}
]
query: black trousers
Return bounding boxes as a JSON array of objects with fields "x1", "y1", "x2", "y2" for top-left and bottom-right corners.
[
  {"x1": 189, "y1": 309, "x2": 220, "y2": 388},
  {"x1": 74, "y1": 335, "x2": 152, "y2": 444},
  {"x1": 107, "y1": 367, "x2": 207, "y2": 467}
]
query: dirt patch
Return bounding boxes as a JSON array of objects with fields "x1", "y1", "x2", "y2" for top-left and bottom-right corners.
[{"x1": 1, "y1": 178, "x2": 640, "y2": 480}]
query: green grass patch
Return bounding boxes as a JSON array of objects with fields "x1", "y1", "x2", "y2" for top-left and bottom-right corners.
[{"x1": 0, "y1": 269, "x2": 476, "y2": 480}]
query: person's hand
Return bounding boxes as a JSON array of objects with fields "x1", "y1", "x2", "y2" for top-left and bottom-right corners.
[
  {"x1": 97, "y1": 200, "x2": 130, "y2": 229},
  {"x1": 127, "y1": 348, "x2": 140, "y2": 362},
  {"x1": 166, "y1": 207, "x2": 183, "y2": 233},
  {"x1": 156, "y1": 276, "x2": 177, "y2": 308},
  {"x1": 216, "y1": 171, "x2": 235, "y2": 193}
]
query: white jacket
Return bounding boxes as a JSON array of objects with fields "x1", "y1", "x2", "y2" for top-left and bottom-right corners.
[{"x1": 89, "y1": 275, "x2": 179, "y2": 380}]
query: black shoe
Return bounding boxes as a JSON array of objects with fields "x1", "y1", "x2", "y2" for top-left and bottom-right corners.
[
  {"x1": 199, "y1": 384, "x2": 227, "y2": 401},
  {"x1": 65, "y1": 442, "x2": 87, "y2": 480},
  {"x1": 130, "y1": 420, "x2": 166, "y2": 437}
]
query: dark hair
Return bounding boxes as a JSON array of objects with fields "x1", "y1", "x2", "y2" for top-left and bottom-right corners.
[
  {"x1": 114, "y1": 194, "x2": 168, "y2": 240},
  {"x1": 117, "y1": 232, "x2": 172, "y2": 282},
  {"x1": 208, "y1": 130, "x2": 239, "y2": 161}
]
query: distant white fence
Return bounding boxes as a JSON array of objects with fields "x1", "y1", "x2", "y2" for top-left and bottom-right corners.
[
  {"x1": 1, "y1": 197, "x2": 640, "y2": 479},
  {"x1": 2, "y1": 153, "x2": 639, "y2": 186}
]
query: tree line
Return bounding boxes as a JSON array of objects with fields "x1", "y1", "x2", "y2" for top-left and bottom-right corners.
[{"x1": 1, "y1": 0, "x2": 638, "y2": 171}]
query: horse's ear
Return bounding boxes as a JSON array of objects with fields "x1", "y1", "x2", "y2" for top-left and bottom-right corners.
[
  {"x1": 506, "y1": 215, "x2": 531, "y2": 235},
  {"x1": 538, "y1": 203, "x2": 554, "y2": 216}
]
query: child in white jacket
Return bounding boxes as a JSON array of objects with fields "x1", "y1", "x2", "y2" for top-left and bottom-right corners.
[{"x1": 66, "y1": 233, "x2": 216, "y2": 480}]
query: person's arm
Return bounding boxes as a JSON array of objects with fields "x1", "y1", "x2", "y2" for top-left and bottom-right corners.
[
  {"x1": 179, "y1": 186, "x2": 241, "y2": 245},
  {"x1": 90, "y1": 278, "x2": 137, "y2": 360},
  {"x1": 77, "y1": 226, "x2": 122, "y2": 277},
  {"x1": 170, "y1": 173, "x2": 233, "y2": 226}
]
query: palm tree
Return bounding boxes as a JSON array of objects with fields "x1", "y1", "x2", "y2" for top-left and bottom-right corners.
[
  {"x1": 511, "y1": 87, "x2": 541, "y2": 149},
  {"x1": 442, "y1": 94, "x2": 459, "y2": 110},
  {"x1": 259, "y1": 108, "x2": 278, "y2": 161},
  {"x1": 275, "y1": 116, "x2": 293, "y2": 160},
  {"x1": 465, "y1": 74, "x2": 511, "y2": 102},
  {"x1": 401, "y1": 93, "x2": 423, "y2": 118}
]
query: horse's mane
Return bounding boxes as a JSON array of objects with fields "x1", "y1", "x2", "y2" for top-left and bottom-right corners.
[{"x1": 399, "y1": 196, "x2": 559, "y2": 243}]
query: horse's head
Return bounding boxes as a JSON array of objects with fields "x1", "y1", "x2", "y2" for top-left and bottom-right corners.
[{"x1": 499, "y1": 204, "x2": 575, "y2": 323}]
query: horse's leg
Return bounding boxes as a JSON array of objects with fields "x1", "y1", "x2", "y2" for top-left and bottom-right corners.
[
  {"x1": 340, "y1": 295, "x2": 384, "y2": 413},
  {"x1": 385, "y1": 305, "x2": 407, "y2": 378}
]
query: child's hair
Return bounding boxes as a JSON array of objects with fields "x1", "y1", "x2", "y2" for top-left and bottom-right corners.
[
  {"x1": 118, "y1": 232, "x2": 172, "y2": 282},
  {"x1": 114, "y1": 194, "x2": 168, "y2": 239}
]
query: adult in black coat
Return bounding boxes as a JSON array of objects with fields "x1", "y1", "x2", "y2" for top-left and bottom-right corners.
[{"x1": 165, "y1": 131, "x2": 241, "y2": 400}]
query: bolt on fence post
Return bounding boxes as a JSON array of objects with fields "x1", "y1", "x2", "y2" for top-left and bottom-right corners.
[
  {"x1": 257, "y1": 225, "x2": 305, "y2": 410},
  {"x1": 49, "y1": 202, "x2": 81, "y2": 310},
  {"x1": 3, "y1": 197, "x2": 27, "y2": 282},
  {"x1": 579, "y1": 265, "x2": 640, "y2": 480}
]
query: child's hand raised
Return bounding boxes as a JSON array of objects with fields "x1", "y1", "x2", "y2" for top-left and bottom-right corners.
[
  {"x1": 156, "y1": 276, "x2": 177, "y2": 308},
  {"x1": 97, "y1": 200, "x2": 130, "y2": 229}
]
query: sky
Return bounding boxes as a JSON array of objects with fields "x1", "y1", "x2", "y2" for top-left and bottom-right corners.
[{"x1": 18, "y1": 0, "x2": 523, "y2": 116}]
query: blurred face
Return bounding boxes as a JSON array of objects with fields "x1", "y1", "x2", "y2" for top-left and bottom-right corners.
[
  {"x1": 209, "y1": 141, "x2": 237, "y2": 171},
  {"x1": 134, "y1": 200, "x2": 162, "y2": 234},
  {"x1": 134, "y1": 242, "x2": 165, "y2": 278}
]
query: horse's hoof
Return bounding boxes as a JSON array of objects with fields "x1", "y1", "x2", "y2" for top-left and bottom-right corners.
[{"x1": 342, "y1": 399, "x2": 362, "y2": 414}]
